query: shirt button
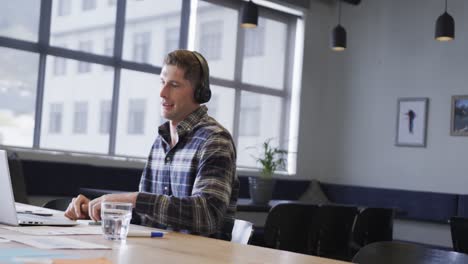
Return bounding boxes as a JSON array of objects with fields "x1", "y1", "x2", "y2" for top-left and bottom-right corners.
[{"x1": 166, "y1": 157, "x2": 171, "y2": 162}]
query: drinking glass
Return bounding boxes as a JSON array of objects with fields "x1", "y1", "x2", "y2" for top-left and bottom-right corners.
[{"x1": 100, "y1": 202, "x2": 133, "y2": 241}]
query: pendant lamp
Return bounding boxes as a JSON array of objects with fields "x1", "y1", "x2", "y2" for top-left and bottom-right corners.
[
  {"x1": 331, "y1": 0, "x2": 346, "y2": 51},
  {"x1": 241, "y1": 0, "x2": 258, "y2": 28},
  {"x1": 435, "y1": 0, "x2": 455, "y2": 41}
]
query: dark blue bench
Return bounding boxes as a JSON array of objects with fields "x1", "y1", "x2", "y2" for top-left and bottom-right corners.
[{"x1": 17, "y1": 158, "x2": 461, "y2": 224}]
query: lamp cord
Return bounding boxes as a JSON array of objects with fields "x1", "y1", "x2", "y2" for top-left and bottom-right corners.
[
  {"x1": 445, "y1": 0, "x2": 448, "y2": 12},
  {"x1": 338, "y1": 0, "x2": 342, "y2": 24}
]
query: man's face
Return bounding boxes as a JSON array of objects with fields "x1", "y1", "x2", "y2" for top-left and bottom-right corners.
[{"x1": 160, "y1": 64, "x2": 199, "y2": 124}]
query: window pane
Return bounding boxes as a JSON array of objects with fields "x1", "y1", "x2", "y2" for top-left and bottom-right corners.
[
  {"x1": 242, "y1": 17, "x2": 287, "y2": 90},
  {"x1": 237, "y1": 92, "x2": 283, "y2": 168},
  {"x1": 116, "y1": 70, "x2": 161, "y2": 157},
  {"x1": 0, "y1": 0, "x2": 40, "y2": 41},
  {"x1": 195, "y1": 1, "x2": 237, "y2": 80},
  {"x1": 41, "y1": 56, "x2": 113, "y2": 154},
  {"x1": 50, "y1": 0, "x2": 116, "y2": 55},
  {"x1": 204, "y1": 85, "x2": 234, "y2": 133},
  {"x1": 0, "y1": 48, "x2": 38, "y2": 147},
  {"x1": 123, "y1": 0, "x2": 182, "y2": 66}
]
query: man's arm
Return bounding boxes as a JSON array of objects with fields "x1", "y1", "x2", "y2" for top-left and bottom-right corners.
[{"x1": 135, "y1": 132, "x2": 236, "y2": 235}]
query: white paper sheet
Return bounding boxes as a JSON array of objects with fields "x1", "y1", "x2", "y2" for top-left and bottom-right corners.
[
  {"x1": 0, "y1": 237, "x2": 10, "y2": 243},
  {"x1": 0, "y1": 235, "x2": 110, "y2": 249},
  {"x1": 0, "y1": 225, "x2": 102, "y2": 236}
]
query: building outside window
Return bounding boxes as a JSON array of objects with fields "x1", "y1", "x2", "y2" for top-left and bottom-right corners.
[
  {"x1": 82, "y1": 0, "x2": 97, "y2": 11},
  {"x1": 199, "y1": 21, "x2": 223, "y2": 60},
  {"x1": 53, "y1": 56, "x2": 67, "y2": 76},
  {"x1": 244, "y1": 18, "x2": 265, "y2": 57},
  {"x1": 99, "y1": 100, "x2": 111, "y2": 134},
  {"x1": 57, "y1": 0, "x2": 71, "y2": 16},
  {"x1": 77, "y1": 41, "x2": 92, "y2": 73},
  {"x1": 239, "y1": 94, "x2": 260, "y2": 137},
  {"x1": 103, "y1": 37, "x2": 113, "y2": 71},
  {"x1": 133, "y1": 32, "x2": 151, "y2": 63},
  {"x1": 108, "y1": 0, "x2": 117, "y2": 6},
  {"x1": 73, "y1": 102, "x2": 88, "y2": 134},
  {"x1": 164, "y1": 27, "x2": 179, "y2": 55},
  {"x1": 127, "y1": 98, "x2": 146, "y2": 135},
  {"x1": 48, "y1": 103, "x2": 63, "y2": 134}
]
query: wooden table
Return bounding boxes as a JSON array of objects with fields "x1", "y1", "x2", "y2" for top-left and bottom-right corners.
[{"x1": 0, "y1": 204, "x2": 351, "y2": 264}]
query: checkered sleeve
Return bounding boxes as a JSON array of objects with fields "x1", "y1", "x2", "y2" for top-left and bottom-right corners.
[{"x1": 135, "y1": 132, "x2": 236, "y2": 235}]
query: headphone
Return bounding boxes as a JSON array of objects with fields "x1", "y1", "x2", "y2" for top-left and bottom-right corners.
[{"x1": 191, "y1": 51, "x2": 212, "y2": 104}]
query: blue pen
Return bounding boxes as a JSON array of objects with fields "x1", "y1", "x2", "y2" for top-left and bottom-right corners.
[{"x1": 127, "y1": 230, "x2": 164, "y2": 238}]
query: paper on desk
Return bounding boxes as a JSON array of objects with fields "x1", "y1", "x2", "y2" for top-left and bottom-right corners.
[
  {"x1": 0, "y1": 237, "x2": 9, "y2": 243},
  {"x1": 0, "y1": 235, "x2": 110, "y2": 249},
  {"x1": 0, "y1": 221, "x2": 102, "y2": 236}
]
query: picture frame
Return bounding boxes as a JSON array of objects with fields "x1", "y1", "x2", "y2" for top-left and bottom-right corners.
[
  {"x1": 395, "y1": 98, "x2": 428, "y2": 147},
  {"x1": 451, "y1": 95, "x2": 468, "y2": 136}
]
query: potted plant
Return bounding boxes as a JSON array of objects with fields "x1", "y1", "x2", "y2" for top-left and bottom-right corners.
[{"x1": 249, "y1": 139, "x2": 287, "y2": 205}]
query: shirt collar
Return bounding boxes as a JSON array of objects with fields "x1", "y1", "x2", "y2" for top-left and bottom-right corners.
[{"x1": 158, "y1": 105, "x2": 208, "y2": 139}]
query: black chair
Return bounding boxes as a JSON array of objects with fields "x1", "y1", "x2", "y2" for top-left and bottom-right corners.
[
  {"x1": 309, "y1": 204, "x2": 358, "y2": 261},
  {"x1": 450, "y1": 216, "x2": 468, "y2": 254},
  {"x1": 42, "y1": 198, "x2": 73, "y2": 211},
  {"x1": 263, "y1": 203, "x2": 318, "y2": 254},
  {"x1": 352, "y1": 241, "x2": 468, "y2": 264},
  {"x1": 350, "y1": 207, "x2": 395, "y2": 256}
]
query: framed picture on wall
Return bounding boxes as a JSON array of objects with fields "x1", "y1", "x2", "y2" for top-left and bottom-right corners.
[
  {"x1": 395, "y1": 98, "x2": 428, "y2": 147},
  {"x1": 451, "y1": 95, "x2": 468, "y2": 136}
]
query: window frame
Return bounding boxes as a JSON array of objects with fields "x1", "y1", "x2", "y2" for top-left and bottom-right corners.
[{"x1": 0, "y1": 0, "x2": 300, "y2": 172}]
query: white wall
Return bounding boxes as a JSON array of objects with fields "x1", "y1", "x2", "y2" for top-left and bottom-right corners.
[
  {"x1": 298, "y1": 0, "x2": 468, "y2": 193},
  {"x1": 297, "y1": 0, "x2": 468, "y2": 247}
]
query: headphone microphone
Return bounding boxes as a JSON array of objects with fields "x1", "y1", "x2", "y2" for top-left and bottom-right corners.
[{"x1": 191, "y1": 51, "x2": 212, "y2": 104}]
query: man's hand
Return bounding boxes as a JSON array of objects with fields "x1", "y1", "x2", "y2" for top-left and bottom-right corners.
[
  {"x1": 87, "y1": 192, "x2": 139, "y2": 221},
  {"x1": 64, "y1": 194, "x2": 90, "y2": 220}
]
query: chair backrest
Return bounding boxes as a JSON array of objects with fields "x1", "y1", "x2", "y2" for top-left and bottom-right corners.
[
  {"x1": 450, "y1": 216, "x2": 468, "y2": 254},
  {"x1": 42, "y1": 198, "x2": 73, "y2": 211},
  {"x1": 309, "y1": 204, "x2": 358, "y2": 260},
  {"x1": 351, "y1": 207, "x2": 395, "y2": 255},
  {"x1": 231, "y1": 219, "x2": 254, "y2": 244},
  {"x1": 264, "y1": 203, "x2": 318, "y2": 254},
  {"x1": 352, "y1": 241, "x2": 468, "y2": 264}
]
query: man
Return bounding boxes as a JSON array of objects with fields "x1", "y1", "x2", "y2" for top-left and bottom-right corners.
[{"x1": 65, "y1": 50, "x2": 239, "y2": 239}]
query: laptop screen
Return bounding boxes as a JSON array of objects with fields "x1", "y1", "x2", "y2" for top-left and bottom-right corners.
[{"x1": 0, "y1": 149, "x2": 21, "y2": 225}]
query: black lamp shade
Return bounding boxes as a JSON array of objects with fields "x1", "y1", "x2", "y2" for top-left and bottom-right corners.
[
  {"x1": 331, "y1": 24, "x2": 347, "y2": 51},
  {"x1": 435, "y1": 11, "x2": 455, "y2": 41},
  {"x1": 241, "y1": 1, "x2": 258, "y2": 28}
]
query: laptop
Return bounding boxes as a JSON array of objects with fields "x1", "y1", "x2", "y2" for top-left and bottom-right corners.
[{"x1": 0, "y1": 150, "x2": 78, "y2": 226}]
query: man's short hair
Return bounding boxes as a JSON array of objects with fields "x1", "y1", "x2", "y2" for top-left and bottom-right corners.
[{"x1": 163, "y1": 50, "x2": 202, "y2": 90}]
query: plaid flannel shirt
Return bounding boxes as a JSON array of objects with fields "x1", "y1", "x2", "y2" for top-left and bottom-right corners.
[{"x1": 135, "y1": 106, "x2": 239, "y2": 238}]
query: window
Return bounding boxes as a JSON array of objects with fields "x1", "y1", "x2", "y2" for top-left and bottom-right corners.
[
  {"x1": 1, "y1": 1, "x2": 301, "y2": 172},
  {"x1": 57, "y1": 0, "x2": 72, "y2": 16},
  {"x1": 123, "y1": 0, "x2": 182, "y2": 67},
  {"x1": 127, "y1": 99, "x2": 146, "y2": 135},
  {"x1": 103, "y1": 38, "x2": 113, "y2": 71},
  {"x1": 99, "y1": 100, "x2": 111, "y2": 134},
  {"x1": 132, "y1": 32, "x2": 151, "y2": 63},
  {"x1": 199, "y1": 21, "x2": 223, "y2": 60},
  {"x1": 77, "y1": 41, "x2": 92, "y2": 73},
  {"x1": 48, "y1": 103, "x2": 63, "y2": 134},
  {"x1": 82, "y1": 0, "x2": 96, "y2": 11},
  {"x1": 53, "y1": 56, "x2": 67, "y2": 76},
  {"x1": 73, "y1": 102, "x2": 88, "y2": 134},
  {"x1": 165, "y1": 27, "x2": 179, "y2": 55},
  {"x1": 244, "y1": 19, "x2": 265, "y2": 57},
  {"x1": 0, "y1": 47, "x2": 38, "y2": 148}
]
